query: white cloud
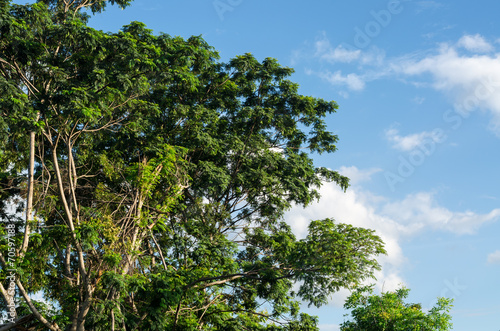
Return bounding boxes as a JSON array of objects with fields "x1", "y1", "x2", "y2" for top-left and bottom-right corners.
[
  {"x1": 414, "y1": 1, "x2": 445, "y2": 14},
  {"x1": 313, "y1": 33, "x2": 385, "y2": 66},
  {"x1": 314, "y1": 33, "x2": 361, "y2": 63},
  {"x1": 303, "y1": 33, "x2": 500, "y2": 123},
  {"x1": 310, "y1": 67, "x2": 390, "y2": 92},
  {"x1": 338, "y1": 166, "x2": 381, "y2": 185},
  {"x1": 392, "y1": 39, "x2": 500, "y2": 134},
  {"x1": 381, "y1": 192, "x2": 500, "y2": 235},
  {"x1": 358, "y1": 47, "x2": 386, "y2": 66},
  {"x1": 285, "y1": 167, "x2": 500, "y2": 307},
  {"x1": 385, "y1": 128, "x2": 443, "y2": 152},
  {"x1": 487, "y1": 250, "x2": 500, "y2": 264},
  {"x1": 315, "y1": 41, "x2": 361, "y2": 64},
  {"x1": 317, "y1": 70, "x2": 366, "y2": 91},
  {"x1": 298, "y1": 33, "x2": 388, "y2": 91},
  {"x1": 307, "y1": 34, "x2": 500, "y2": 125},
  {"x1": 457, "y1": 34, "x2": 493, "y2": 53},
  {"x1": 285, "y1": 168, "x2": 408, "y2": 306},
  {"x1": 324, "y1": 46, "x2": 361, "y2": 63}
]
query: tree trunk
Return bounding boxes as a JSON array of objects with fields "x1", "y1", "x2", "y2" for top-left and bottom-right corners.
[{"x1": 20, "y1": 130, "x2": 35, "y2": 256}]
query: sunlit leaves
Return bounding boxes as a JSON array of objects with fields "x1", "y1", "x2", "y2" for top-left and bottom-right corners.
[
  {"x1": 0, "y1": 0, "x2": 387, "y2": 329},
  {"x1": 341, "y1": 286, "x2": 453, "y2": 331}
]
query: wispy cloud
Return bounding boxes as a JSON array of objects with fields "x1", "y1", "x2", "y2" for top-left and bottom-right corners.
[
  {"x1": 310, "y1": 33, "x2": 500, "y2": 134},
  {"x1": 298, "y1": 33, "x2": 500, "y2": 133},
  {"x1": 314, "y1": 36, "x2": 361, "y2": 63},
  {"x1": 308, "y1": 67, "x2": 391, "y2": 92},
  {"x1": 385, "y1": 128, "x2": 443, "y2": 152},
  {"x1": 487, "y1": 250, "x2": 500, "y2": 264},
  {"x1": 314, "y1": 70, "x2": 366, "y2": 91},
  {"x1": 412, "y1": 96, "x2": 426, "y2": 104},
  {"x1": 457, "y1": 34, "x2": 494, "y2": 53},
  {"x1": 313, "y1": 32, "x2": 385, "y2": 65},
  {"x1": 295, "y1": 32, "x2": 389, "y2": 91},
  {"x1": 391, "y1": 39, "x2": 500, "y2": 134},
  {"x1": 414, "y1": 1, "x2": 445, "y2": 14}
]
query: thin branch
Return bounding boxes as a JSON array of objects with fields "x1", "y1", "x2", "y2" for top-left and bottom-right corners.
[
  {"x1": 149, "y1": 232, "x2": 172, "y2": 271},
  {"x1": 196, "y1": 293, "x2": 223, "y2": 327},
  {"x1": 16, "y1": 279, "x2": 62, "y2": 331}
]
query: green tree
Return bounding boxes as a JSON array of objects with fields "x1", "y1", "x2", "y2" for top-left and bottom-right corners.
[
  {"x1": 0, "y1": 0, "x2": 386, "y2": 330},
  {"x1": 341, "y1": 286, "x2": 453, "y2": 331}
]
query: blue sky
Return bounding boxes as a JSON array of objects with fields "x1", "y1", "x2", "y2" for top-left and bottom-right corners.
[{"x1": 31, "y1": 0, "x2": 500, "y2": 329}]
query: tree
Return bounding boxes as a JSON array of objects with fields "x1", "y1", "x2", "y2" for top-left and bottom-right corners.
[
  {"x1": 0, "y1": 0, "x2": 386, "y2": 330},
  {"x1": 340, "y1": 286, "x2": 453, "y2": 331}
]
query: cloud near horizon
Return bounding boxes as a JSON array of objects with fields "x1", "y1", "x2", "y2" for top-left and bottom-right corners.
[{"x1": 285, "y1": 166, "x2": 500, "y2": 306}]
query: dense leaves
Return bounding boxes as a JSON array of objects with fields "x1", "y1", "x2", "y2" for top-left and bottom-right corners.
[
  {"x1": 0, "y1": 0, "x2": 386, "y2": 330},
  {"x1": 341, "y1": 286, "x2": 453, "y2": 331}
]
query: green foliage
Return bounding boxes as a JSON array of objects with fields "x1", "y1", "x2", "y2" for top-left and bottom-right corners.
[
  {"x1": 341, "y1": 286, "x2": 453, "y2": 331},
  {"x1": 0, "y1": 0, "x2": 387, "y2": 330}
]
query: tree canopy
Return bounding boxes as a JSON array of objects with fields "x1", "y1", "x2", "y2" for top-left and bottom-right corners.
[
  {"x1": 340, "y1": 286, "x2": 453, "y2": 331},
  {"x1": 0, "y1": 0, "x2": 387, "y2": 330}
]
